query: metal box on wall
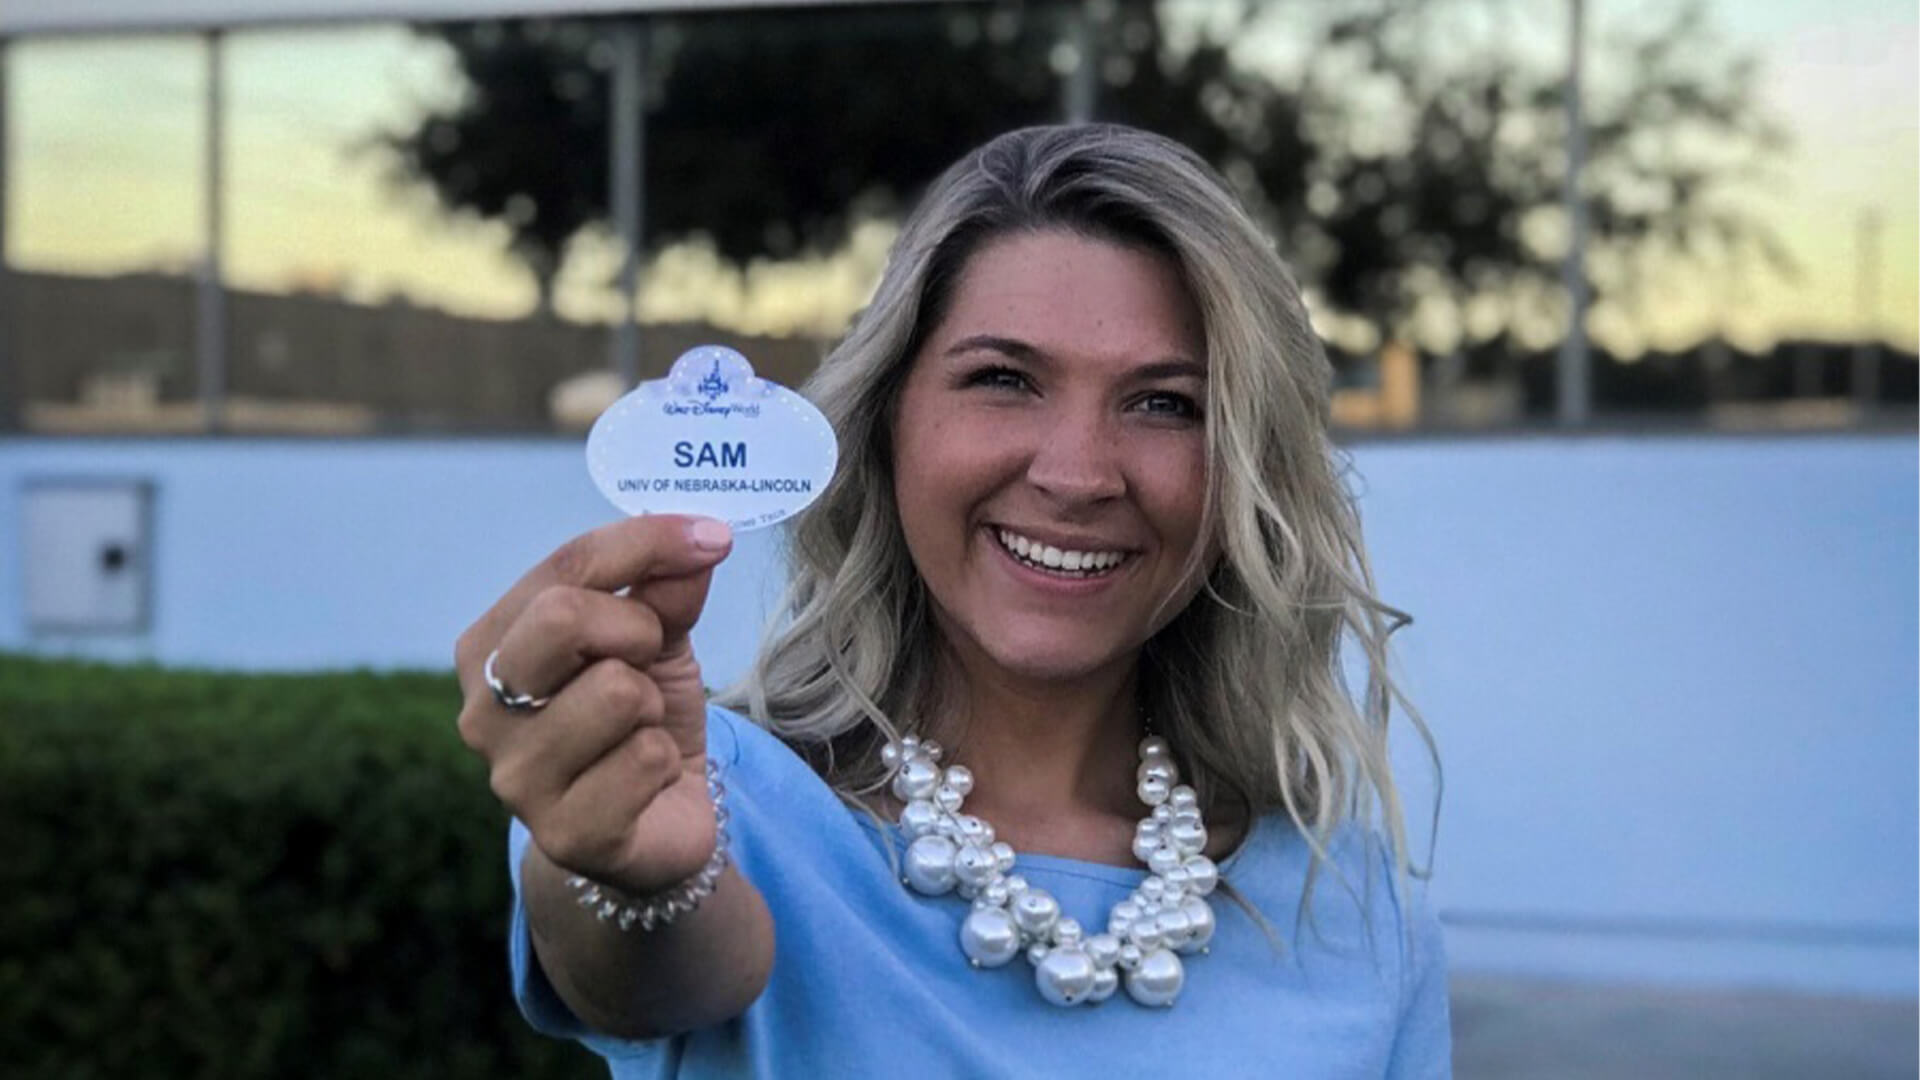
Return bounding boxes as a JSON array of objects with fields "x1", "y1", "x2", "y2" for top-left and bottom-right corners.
[{"x1": 22, "y1": 479, "x2": 153, "y2": 634}]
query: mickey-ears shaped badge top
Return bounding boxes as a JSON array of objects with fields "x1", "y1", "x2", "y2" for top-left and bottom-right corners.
[{"x1": 587, "y1": 345, "x2": 838, "y2": 531}]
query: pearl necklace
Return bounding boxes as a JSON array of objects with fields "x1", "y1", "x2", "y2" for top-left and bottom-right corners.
[{"x1": 883, "y1": 733, "x2": 1219, "y2": 1008}]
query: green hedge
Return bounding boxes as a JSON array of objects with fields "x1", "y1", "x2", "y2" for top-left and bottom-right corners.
[{"x1": 0, "y1": 655, "x2": 598, "y2": 1080}]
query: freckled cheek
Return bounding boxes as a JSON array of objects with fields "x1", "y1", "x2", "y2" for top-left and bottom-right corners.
[
  {"x1": 894, "y1": 424, "x2": 998, "y2": 564},
  {"x1": 908, "y1": 415, "x2": 1026, "y2": 493},
  {"x1": 1136, "y1": 444, "x2": 1210, "y2": 560}
]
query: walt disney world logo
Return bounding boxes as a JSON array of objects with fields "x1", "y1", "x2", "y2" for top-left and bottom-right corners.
[
  {"x1": 661, "y1": 354, "x2": 760, "y2": 418},
  {"x1": 698, "y1": 358, "x2": 730, "y2": 403}
]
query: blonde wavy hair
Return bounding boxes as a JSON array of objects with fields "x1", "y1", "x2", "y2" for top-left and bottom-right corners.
[{"x1": 719, "y1": 123, "x2": 1437, "y2": 916}]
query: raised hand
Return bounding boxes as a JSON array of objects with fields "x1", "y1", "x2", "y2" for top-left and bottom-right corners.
[{"x1": 455, "y1": 514, "x2": 733, "y2": 896}]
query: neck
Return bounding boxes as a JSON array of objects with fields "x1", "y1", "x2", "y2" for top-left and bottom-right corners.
[{"x1": 926, "y1": 637, "x2": 1143, "y2": 826}]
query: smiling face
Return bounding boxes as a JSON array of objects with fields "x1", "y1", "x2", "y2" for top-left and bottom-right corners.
[{"x1": 890, "y1": 228, "x2": 1212, "y2": 688}]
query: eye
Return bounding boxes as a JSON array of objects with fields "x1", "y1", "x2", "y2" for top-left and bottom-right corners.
[
  {"x1": 961, "y1": 365, "x2": 1034, "y2": 393},
  {"x1": 1133, "y1": 390, "x2": 1201, "y2": 420}
]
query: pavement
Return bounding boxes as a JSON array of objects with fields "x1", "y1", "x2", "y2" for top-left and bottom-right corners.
[{"x1": 1451, "y1": 977, "x2": 1918, "y2": 1079}]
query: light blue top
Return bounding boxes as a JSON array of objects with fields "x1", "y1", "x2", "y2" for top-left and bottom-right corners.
[{"x1": 508, "y1": 705, "x2": 1452, "y2": 1078}]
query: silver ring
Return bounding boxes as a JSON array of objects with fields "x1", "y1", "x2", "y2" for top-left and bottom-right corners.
[{"x1": 484, "y1": 649, "x2": 551, "y2": 712}]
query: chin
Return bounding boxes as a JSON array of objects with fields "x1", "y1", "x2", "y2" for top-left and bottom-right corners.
[{"x1": 974, "y1": 629, "x2": 1132, "y2": 686}]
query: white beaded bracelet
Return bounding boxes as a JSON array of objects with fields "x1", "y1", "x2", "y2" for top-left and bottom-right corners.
[{"x1": 565, "y1": 758, "x2": 731, "y2": 932}]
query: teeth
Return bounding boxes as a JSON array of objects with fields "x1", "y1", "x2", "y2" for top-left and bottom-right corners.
[{"x1": 995, "y1": 529, "x2": 1127, "y2": 576}]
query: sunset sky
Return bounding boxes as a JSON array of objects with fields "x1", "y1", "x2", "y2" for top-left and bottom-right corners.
[{"x1": 5, "y1": 0, "x2": 1915, "y2": 356}]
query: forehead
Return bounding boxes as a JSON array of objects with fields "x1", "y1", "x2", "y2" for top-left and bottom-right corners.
[{"x1": 932, "y1": 229, "x2": 1205, "y2": 366}]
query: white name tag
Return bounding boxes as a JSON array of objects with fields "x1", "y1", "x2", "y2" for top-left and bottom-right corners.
[{"x1": 587, "y1": 345, "x2": 838, "y2": 531}]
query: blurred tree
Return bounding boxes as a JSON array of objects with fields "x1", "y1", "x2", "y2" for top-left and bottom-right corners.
[
  {"x1": 381, "y1": 20, "x2": 608, "y2": 317},
  {"x1": 1282, "y1": 1, "x2": 1792, "y2": 351},
  {"x1": 379, "y1": 0, "x2": 1784, "y2": 348},
  {"x1": 378, "y1": 7, "x2": 1058, "y2": 317}
]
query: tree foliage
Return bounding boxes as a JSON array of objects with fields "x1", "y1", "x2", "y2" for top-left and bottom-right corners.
[{"x1": 379, "y1": 0, "x2": 1784, "y2": 345}]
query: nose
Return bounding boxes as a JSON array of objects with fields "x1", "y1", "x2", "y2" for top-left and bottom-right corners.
[{"x1": 1025, "y1": 404, "x2": 1127, "y2": 506}]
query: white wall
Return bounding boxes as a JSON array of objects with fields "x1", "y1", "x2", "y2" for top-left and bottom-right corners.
[
  {"x1": 1356, "y1": 434, "x2": 1917, "y2": 998},
  {"x1": 3, "y1": 432, "x2": 1913, "y2": 996},
  {"x1": 0, "y1": 437, "x2": 792, "y2": 674}
]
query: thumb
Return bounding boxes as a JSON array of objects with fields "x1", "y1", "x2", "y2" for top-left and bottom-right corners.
[{"x1": 629, "y1": 517, "x2": 731, "y2": 646}]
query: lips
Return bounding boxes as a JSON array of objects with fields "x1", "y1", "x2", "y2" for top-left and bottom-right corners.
[{"x1": 993, "y1": 527, "x2": 1132, "y2": 577}]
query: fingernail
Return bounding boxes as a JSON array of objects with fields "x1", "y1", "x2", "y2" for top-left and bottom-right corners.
[{"x1": 690, "y1": 518, "x2": 733, "y2": 552}]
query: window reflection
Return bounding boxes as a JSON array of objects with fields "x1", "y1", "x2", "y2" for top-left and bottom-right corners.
[
  {"x1": 3, "y1": 3, "x2": 1913, "y2": 436},
  {"x1": 12, "y1": 34, "x2": 202, "y2": 433}
]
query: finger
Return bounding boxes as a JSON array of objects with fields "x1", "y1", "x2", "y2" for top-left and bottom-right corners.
[
  {"x1": 529, "y1": 726, "x2": 696, "y2": 885},
  {"x1": 489, "y1": 586, "x2": 665, "y2": 705},
  {"x1": 456, "y1": 515, "x2": 732, "y2": 690},
  {"x1": 631, "y1": 563, "x2": 720, "y2": 654},
  {"x1": 475, "y1": 659, "x2": 667, "y2": 817}
]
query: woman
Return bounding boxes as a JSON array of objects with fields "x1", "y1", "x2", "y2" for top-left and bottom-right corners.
[{"x1": 457, "y1": 124, "x2": 1448, "y2": 1077}]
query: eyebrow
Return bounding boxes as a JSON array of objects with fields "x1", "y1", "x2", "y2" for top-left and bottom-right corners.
[
  {"x1": 944, "y1": 335, "x2": 1205, "y2": 380},
  {"x1": 944, "y1": 334, "x2": 1040, "y2": 362}
]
